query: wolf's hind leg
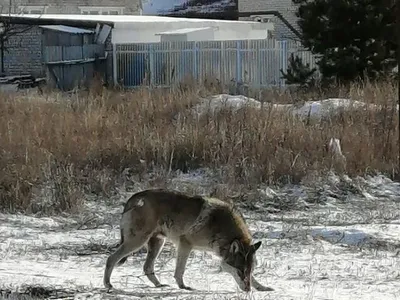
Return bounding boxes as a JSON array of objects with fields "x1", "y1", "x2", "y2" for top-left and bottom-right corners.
[
  {"x1": 103, "y1": 232, "x2": 151, "y2": 290},
  {"x1": 144, "y1": 235, "x2": 167, "y2": 288}
]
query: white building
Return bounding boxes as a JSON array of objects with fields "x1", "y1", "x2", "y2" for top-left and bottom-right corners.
[{"x1": 9, "y1": 14, "x2": 274, "y2": 43}]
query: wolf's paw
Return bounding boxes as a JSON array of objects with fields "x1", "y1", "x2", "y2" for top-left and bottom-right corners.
[
  {"x1": 255, "y1": 285, "x2": 274, "y2": 292},
  {"x1": 103, "y1": 283, "x2": 113, "y2": 293},
  {"x1": 155, "y1": 283, "x2": 170, "y2": 288},
  {"x1": 178, "y1": 284, "x2": 195, "y2": 291}
]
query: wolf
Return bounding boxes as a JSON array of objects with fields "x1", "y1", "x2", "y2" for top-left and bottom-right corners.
[{"x1": 103, "y1": 189, "x2": 273, "y2": 292}]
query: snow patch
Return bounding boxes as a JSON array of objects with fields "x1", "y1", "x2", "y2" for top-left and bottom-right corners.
[
  {"x1": 311, "y1": 228, "x2": 373, "y2": 246},
  {"x1": 192, "y1": 94, "x2": 397, "y2": 120},
  {"x1": 285, "y1": 98, "x2": 379, "y2": 119},
  {"x1": 192, "y1": 94, "x2": 261, "y2": 116}
]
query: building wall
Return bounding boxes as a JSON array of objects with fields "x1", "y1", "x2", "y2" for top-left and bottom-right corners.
[
  {"x1": 0, "y1": 0, "x2": 142, "y2": 15},
  {"x1": 2, "y1": 23, "x2": 113, "y2": 85},
  {"x1": 213, "y1": 27, "x2": 269, "y2": 41},
  {"x1": 113, "y1": 28, "x2": 269, "y2": 43},
  {"x1": 186, "y1": 28, "x2": 215, "y2": 41},
  {"x1": 2, "y1": 25, "x2": 44, "y2": 76},
  {"x1": 238, "y1": 0, "x2": 300, "y2": 40}
]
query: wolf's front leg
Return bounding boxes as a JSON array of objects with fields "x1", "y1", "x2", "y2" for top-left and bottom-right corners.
[
  {"x1": 251, "y1": 275, "x2": 274, "y2": 291},
  {"x1": 174, "y1": 239, "x2": 194, "y2": 290}
]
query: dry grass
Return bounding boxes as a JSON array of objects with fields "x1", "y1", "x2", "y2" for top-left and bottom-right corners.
[{"x1": 0, "y1": 79, "x2": 398, "y2": 213}]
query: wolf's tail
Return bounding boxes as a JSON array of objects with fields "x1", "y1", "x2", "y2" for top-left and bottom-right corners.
[{"x1": 116, "y1": 228, "x2": 128, "y2": 266}]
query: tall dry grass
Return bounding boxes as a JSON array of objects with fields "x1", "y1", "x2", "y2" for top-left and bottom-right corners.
[{"x1": 0, "y1": 79, "x2": 398, "y2": 213}]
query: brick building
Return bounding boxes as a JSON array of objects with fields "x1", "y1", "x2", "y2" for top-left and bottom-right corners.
[
  {"x1": 2, "y1": 25, "x2": 43, "y2": 76},
  {"x1": 0, "y1": 16, "x2": 113, "y2": 83},
  {"x1": 238, "y1": 0, "x2": 300, "y2": 40},
  {"x1": 0, "y1": 0, "x2": 141, "y2": 77}
]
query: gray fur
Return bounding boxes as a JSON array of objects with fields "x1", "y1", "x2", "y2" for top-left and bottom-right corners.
[{"x1": 103, "y1": 189, "x2": 273, "y2": 292}]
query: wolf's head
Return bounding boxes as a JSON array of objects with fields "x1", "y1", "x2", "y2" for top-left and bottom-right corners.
[{"x1": 220, "y1": 239, "x2": 262, "y2": 292}]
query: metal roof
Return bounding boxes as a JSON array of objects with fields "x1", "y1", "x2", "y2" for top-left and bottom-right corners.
[
  {"x1": 39, "y1": 25, "x2": 94, "y2": 34},
  {"x1": 1, "y1": 14, "x2": 262, "y2": 25},
  {"x1": 0, "y1": 14, "x2": 273, "y2": 32}
]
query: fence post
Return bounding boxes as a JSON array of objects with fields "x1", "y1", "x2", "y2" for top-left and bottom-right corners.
[
  {"x1": 193, "y1": 41, "x2": 198, "y2": 82},
  {"x1": 280, "y1": 40, "x2": 288, "y2": 87},
  {"x1": 220, "y1": 41, "x2": 225, "y2": 85},
  {"x1": 112, "y1": 43, "x2": 118, "y2": 86},
  {"x1": 149, "y1": 44, "x2": 155, "y2": 87},
  {"x1": 236, "y1": 40, "x2": 242, "y2": 84},
  {"x1": 257, "y1": 41, "x2": 262, "y2": 89}
]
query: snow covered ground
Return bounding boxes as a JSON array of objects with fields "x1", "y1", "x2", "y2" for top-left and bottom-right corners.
[{"x1": 1, "y1": 171, "x2": 400, "y2": 299}]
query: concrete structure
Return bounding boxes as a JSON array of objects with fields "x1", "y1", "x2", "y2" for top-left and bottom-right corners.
[
  {"x1": 0, "y1": 0, "x2": 143, "y2": 15},
  {"x1": 238, "y1": 0, "x2": 300, "y2": 40}
]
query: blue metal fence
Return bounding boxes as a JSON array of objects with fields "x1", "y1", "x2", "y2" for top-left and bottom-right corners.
[{"x1": 115, "y1": 39, "x2": 317, "y2": 89}]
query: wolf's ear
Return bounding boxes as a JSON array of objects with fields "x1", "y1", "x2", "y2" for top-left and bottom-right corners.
[
  {"x1": 229, "y1": 240, "x2": 241, "y2": 254},
  {"x1": 251, "y1": 241, "x2": 262, "y2": 253}
]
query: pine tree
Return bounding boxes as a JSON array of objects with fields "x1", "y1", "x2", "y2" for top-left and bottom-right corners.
[
  {"x1": 293, "y1": 0, "x2": 397, "y2": 82},
  {"x1": 281, "y1": 53, "x2": 317, "y2": 87}
]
